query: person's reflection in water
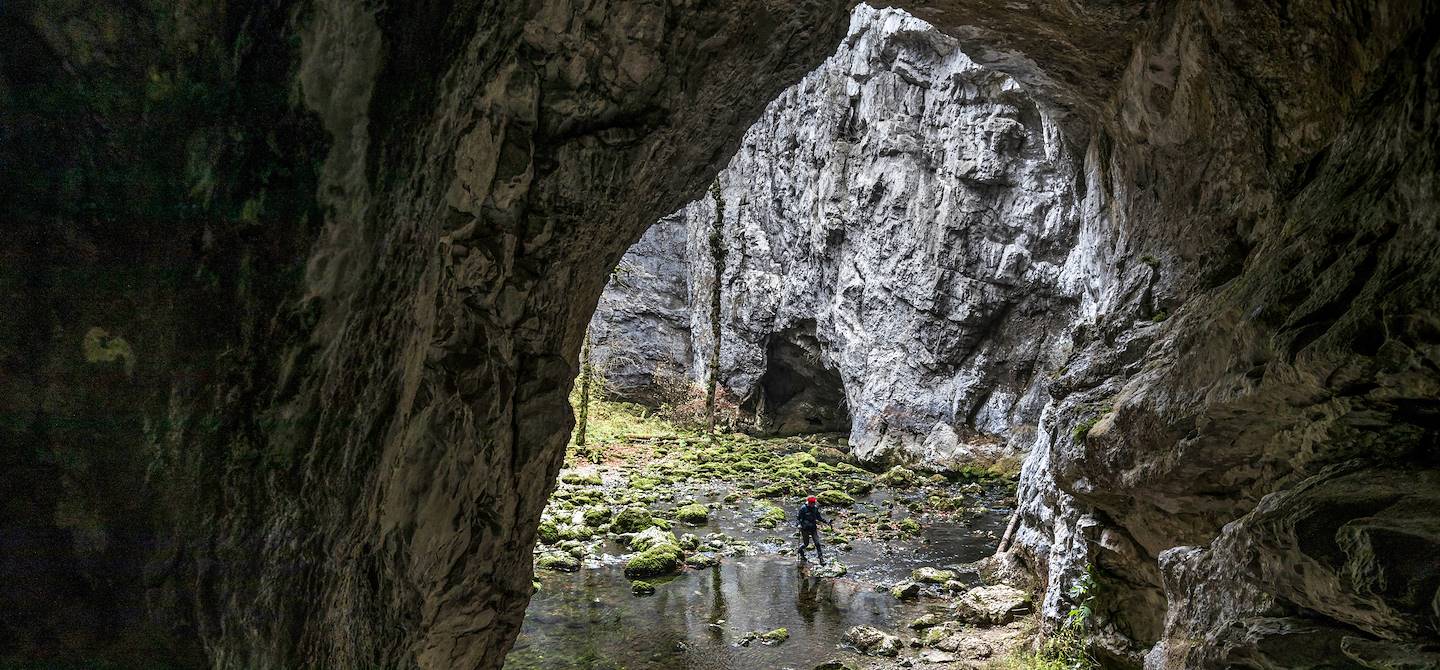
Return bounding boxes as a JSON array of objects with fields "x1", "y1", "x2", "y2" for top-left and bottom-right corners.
[
  {"x1": 707, "y1": 563, "x2": 727, "y2": 639},
  {"x1": 796, "y1": 568, "x2": 821, "y2": 624}
]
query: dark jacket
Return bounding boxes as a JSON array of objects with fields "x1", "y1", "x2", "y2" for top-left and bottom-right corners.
[{"x1": 797, "y1": 502, "x2": 828, "y2": 531}]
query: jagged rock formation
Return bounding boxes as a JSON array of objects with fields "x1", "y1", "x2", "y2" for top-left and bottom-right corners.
[
  {"x1": 590, "y1": 6, "x2": 1080, "y2": 464},
  {"x1": 3, "y1": 1, "x2": 1438, "y2": 669},
  {"x1": 1, "y1": 1, "x2": 853, "y2": 667}
]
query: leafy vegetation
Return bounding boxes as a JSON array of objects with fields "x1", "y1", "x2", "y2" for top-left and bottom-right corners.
[{"x1": 992, "y1": 567, "x2": 1098, "y2": 670}]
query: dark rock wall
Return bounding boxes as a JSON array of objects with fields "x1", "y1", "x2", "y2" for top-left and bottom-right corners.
[
  {"x1": 2, "y1": 0, "x2": 851, "y2": 667},
  {"x1": 2, "y1": 0, "x2": 1437, "y2": 668}
]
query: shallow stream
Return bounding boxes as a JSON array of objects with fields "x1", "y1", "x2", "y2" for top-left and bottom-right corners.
[{"x1": 505, "y1": 484, "x2": 1012, "y2": 670}]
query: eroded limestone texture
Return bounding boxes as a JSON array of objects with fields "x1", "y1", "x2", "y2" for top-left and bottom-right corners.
[
  {"x1": 3, "y1": 0, "x2": 1438, "y2": 669},
  {"x1": 590, "y1": 6, "x2": 1081, "y2": 465}
]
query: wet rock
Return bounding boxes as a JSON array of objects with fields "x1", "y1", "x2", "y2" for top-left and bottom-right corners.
[
  {"x1": 624, "y1": 543, "x2": 683, "y2": 579},
  {"x1": 737, "y1": 628, "x2": 789, "y2": 646},
  {"x1": 684, "y1": 553, "x2": 719, "y2": 569},
  {"x1": 813, "y1": 660, "x2": 860, "y2": 670},
  {"x1": 891, "y1": 582, "x2": 921, "y2": 600},
  {"x1": 674, "y1": 503, "x2": 710, "y2": 525},
  {"x1": 629, "y1": 581, "x2": 656, "y2": 597},
  {"x1": 912, "y1": 567, "x2": 956, "y2": 584},
  {"x1": 535, "y1": 552, "x2": 580, "y2": 573},
  {"x1": 583, "y1": 506, "x2": 613, "y2": 527},
  {"x1": 812, "y1": 561, "x2": 848, "y2": 578},
  {"x1": 843, "y1": 625, "x2": 903, "y2": 657},
  {"x1": 817, "y1": 490, "x2": 855, "y2": 507},
  {"x1": 611, "y1": 506, "x2": 654, "y2": 534},
  {"x1": 919, "y1": 649, "x2": 958, "y2": 663},
  {"x1": 955, "y1": 585, "x2": 1030, "y2": 625},
  {"x1": 909, "y1": 613, "x2": 942, "y2": 630}
]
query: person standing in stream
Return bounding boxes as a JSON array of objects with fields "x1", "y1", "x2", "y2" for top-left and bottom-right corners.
[{"x1": 796, "y1": 495, "x2": 834, "y2": 563}]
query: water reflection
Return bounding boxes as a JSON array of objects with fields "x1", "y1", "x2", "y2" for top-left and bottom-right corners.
[{"x1": 506, "y1": 488, "x2": 1011, "y2": 670}]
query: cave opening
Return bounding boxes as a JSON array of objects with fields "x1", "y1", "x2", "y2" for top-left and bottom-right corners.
[
  {"x1": 6, "y1": 0, "x2": 1436, "y2": 666},
  {"x1": 754, "y1": 323, "x2": 851, "y2": 436}
]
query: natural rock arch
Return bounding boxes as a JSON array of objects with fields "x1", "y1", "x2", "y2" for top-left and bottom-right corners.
[{"x1": 2, "y1": 2, "x2": 1437, "y2": 670}]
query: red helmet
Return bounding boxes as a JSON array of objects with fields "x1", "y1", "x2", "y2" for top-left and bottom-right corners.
[{"x1": 807, "y1": 496, "x2": 818, "y2": 503}]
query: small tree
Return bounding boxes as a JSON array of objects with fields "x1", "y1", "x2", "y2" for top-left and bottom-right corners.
[
  {"x1": 704, "y1": 180, "x2": 727, "y2": 439},
  {"x1": 574, "y1": 327, "x2": 594, "y2": 452}
]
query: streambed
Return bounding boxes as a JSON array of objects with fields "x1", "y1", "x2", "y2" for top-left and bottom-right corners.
[{"x1": 506, "y1": 476, "x2": 1015, "y2": 670}]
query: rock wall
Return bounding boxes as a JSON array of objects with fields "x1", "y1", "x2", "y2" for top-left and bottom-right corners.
[
  {"x1": 923, "y1": 2, "x2": 1440, "y2": 667},
  {"x1": 1, "y1": 1, "x2": 852, "y2": 667},
  {"x1": 594, "y1": 2, "x2": 1440, "y2": 667},
  {"x1": 590, "y1": 5, "x2": 1081, "y2": 464},
  {"x1": 3, "y1": 0, "x2": 1438, "y2": 669}
]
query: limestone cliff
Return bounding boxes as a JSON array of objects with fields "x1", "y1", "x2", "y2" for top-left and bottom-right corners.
[{"x1": 590, "y1": 6, "x2": 1081, "y2": 465}]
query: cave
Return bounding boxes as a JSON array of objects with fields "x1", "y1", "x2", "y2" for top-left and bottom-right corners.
[
  {"x1": 3, "y1": 1, "x2": 1439, "y2": 669},
  {"x1": 754, "y1": 325, "x2": 851, "y2": 437}
]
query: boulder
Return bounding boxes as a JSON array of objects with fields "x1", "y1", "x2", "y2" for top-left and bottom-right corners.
[
  {"x1": 844, "y1": 625, "x2": 902, "y2": 657},
  {"x1": 912, "y1": 567, "x2": 955, "y2": 584},
  {"x1": 955, "y1": 584, "x2": 1031, "y2": 625}
]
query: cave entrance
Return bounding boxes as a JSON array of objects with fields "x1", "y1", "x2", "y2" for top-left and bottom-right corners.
[{"x1": 754, "y1": 323, "x2": 851, "y2": 436}]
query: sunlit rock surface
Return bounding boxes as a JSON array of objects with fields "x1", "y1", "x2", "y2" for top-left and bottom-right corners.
[{"x1": 591, "y1": 6, "x2": 1080, "y2": 464}]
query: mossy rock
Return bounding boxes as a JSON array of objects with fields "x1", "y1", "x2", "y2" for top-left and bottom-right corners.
[
  {"x1": 583, "y1": 505, "x2": 613, "y2": 526},
  {"x1": 558, "y1": 524, "x2": 593, "y2": 541},
  {"x1": 536, "y1": 551, "x2": 580, "y2": 572},
  {"x1": 878, "y1": 466, "x2": 921, "y2": 488},
  {"x1": 755, "y1": 503, "x2": 787, "y2": 529},
  {"x1": 537, "y1": 519, "x2": 561, "y2": 545},
  {"x1": 678, "y1": 533, "x2": 701, "y2": 551},
  {"x1": 630, "y1": 580, "x2": 656, "y2": 596},
  {"x1": 675, "y1": 503, "x2": 710, "y2": 524},
  {"x1": 611, "y1": 506, "x2": 653, "y2": 533},
  {"x1": 891, "y1": 581, "x2": 921, "y2": 599},
  {"x1": 627, "y1": 526, "x2": 678, "y2": 552},
  {"x1": 560, "y1": 471, "x2": 603, "y2": 486},
  {"x1": 685, "y1": 553, "x2": 719, "y2": 569},
  {"x1": 912, "y1": 567, "x2": 955, "y2": 584},
  {"x1": 755, "y1": 482, "x2": 789, "y2": 498},
  {"x1": 760, "y1": 628, "x2": 789, "y2": 645},
  {"x1": 909, "y1": 613, "x2": 942, "y2": 630},
  {"x1": 817, "y1": 489, "x2": 855, "y2": 506},
  {"x1": 898, "y1": 518, "x2": 921, "y2": 534},
  {"x1": 779, "y1": 452, "x2": 818, "y2": 469},
  {"x1": 624, "y1": 542, "x2": 682, "y2": 578}
]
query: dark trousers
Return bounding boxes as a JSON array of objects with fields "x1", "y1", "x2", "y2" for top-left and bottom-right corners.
[{"x1": 799, "y1": 527, "x2": 824, "y2": 562}]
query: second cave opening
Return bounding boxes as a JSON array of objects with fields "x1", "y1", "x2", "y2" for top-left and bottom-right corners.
[{"x1": 753, "y1": 323, "x2": 851, "y2": 437}]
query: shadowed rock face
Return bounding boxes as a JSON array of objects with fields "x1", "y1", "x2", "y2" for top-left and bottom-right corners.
[{"x1": 2, "y1": 1, "x2": 1437, "y2": 670}]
